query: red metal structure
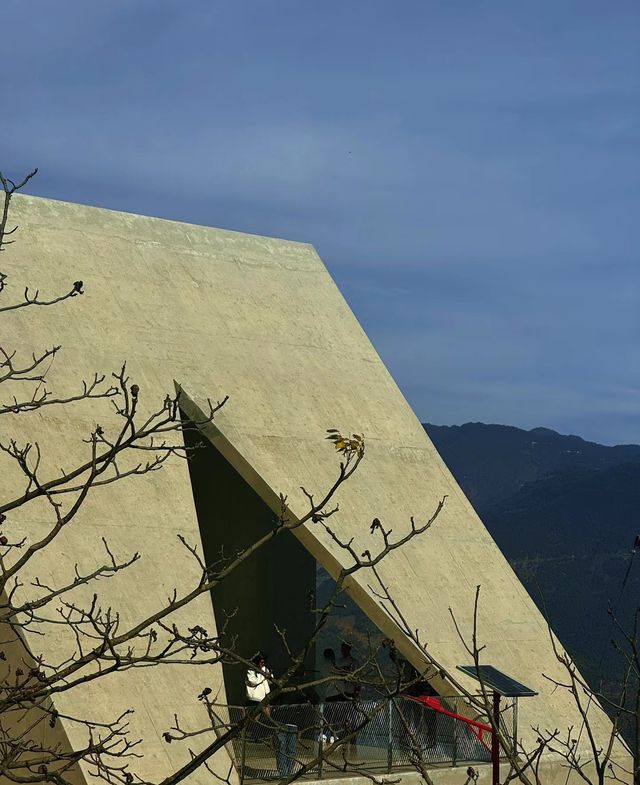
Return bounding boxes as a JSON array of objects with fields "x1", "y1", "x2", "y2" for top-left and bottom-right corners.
[{"x1": 409, "y1": 695, "x2": 493, "y2": 751}]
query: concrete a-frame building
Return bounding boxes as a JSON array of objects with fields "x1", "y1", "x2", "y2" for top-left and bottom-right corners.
[{"x1": 1, "y1": 195, "x2": 627, "y2": 784}]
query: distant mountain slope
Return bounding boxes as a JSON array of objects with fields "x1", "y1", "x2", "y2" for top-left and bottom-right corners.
[
  {"x1": 485, "y1": 462, "x2": 640, "y2": 681},
  {"x1": 484, "y1": 461, "x2": 640, "y2": 559},
  {"x1": 423, "y1": 422, "x2": 640, "y2": 691},
  {"x1": 424, "y1": 422, "x2": 640, "y2": 513}
]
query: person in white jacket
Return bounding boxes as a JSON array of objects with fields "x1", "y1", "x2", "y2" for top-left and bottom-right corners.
[
  {"x1": 246, "y1": 653, "x2": 272, "y2": 742},
  {"x1": 246, "y1": 653, "x2": 272, "y2": 705}
]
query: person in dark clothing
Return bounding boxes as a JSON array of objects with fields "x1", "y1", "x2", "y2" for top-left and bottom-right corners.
[
  {"x1": 319, "y1": 648, "x2": 341, "y2": 744},
  {"x1": 319, "y1": 648, "x2": 342, "y2": 702}
]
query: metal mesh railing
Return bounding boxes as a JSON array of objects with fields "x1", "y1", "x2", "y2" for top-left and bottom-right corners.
[
  {"x1": 228, "y1": 695, "x2": 516, "y2": 781},
  {"x1": 393, "y1": 697, "x2": 490, "y2": 768},
  {"x1": 238, "y1": 703, "x2": 323, "y2": 780}
]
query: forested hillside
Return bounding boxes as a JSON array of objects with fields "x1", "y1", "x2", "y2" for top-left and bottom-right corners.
[{"x1": 424, "y1": 422, "x2": 640, "y2": 686}]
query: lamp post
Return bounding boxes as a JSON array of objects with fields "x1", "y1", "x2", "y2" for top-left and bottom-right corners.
[{"x1": 457, "y1": 665, "x2": 538, "y2": 785}]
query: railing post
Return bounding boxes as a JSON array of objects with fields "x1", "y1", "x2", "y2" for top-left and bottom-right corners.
[
  {"x1": 318, "y1": 703, "x2": 324, "y2": 779},
  {"x1": 239, "y1": 712, "x2": 246, "y2": 785},
  {"x1": 492, "y1": 692, "x2": 500, "y2": 785},
  {"x1": 387, "y1": 699, "x2": 393, "y2": 773},
  {"x1": 452, "y1": 712, "x2": 458, "y2": 768}
]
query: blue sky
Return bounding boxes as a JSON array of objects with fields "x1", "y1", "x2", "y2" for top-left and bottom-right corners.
[{"x1": 4, "y1": 1, "x2": 639, "y2": 445}]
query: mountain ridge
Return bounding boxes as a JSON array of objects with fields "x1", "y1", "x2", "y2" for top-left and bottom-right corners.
[{"x1": 424, "y1": 421, "x2": 640, "y2": 514}]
